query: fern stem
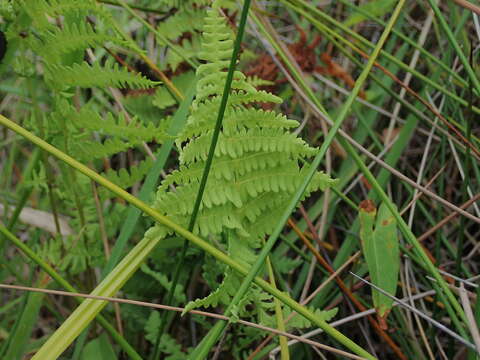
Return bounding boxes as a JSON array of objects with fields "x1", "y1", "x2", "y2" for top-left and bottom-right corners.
[
  {"x1": 59, "y1": 114, "x2": 90, "y2": 249},
  {"x1": 154, "y1": 1, "x2": 255, "y2": 358},
  {"x1": 25, "y1": 81, "x2": 62, "y2": 237}
]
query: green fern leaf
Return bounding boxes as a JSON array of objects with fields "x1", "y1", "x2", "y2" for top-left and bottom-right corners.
[
  {"x1": 69, "y1": 137, "x2": 132, "y2": 162},
  {"x1": 30, "y1": 22, "x2": 129, "y2": 64},
  {"x1": 156, "y1": 10, "x2": 205, "y2": 44},
  {"x1": 141, "y1": 264, "x2": 186, "y2": 303},
  {"x1": 75, "y1": 112, "x2": 168, "y2": 143},
  {"x1": 49, "y1": 101, "x2": 168, "y2": 162},
  {"x1": 284, "y1": 306, "x2": 338, "y2": 330},
  {"x1": 246, "y1": 75, "x2": 275, "y2": 88},
  {"x1": 164, "y1": 37, "x2": 201, "y2": 72},
  {"x1": 145, "y1": 312, "x2": 191, "y2": 358},
  {"x1": 20, "y1": 0, "x2": 111, "y2": 31},
  {"x1": 45, "y1": 59, "x2": 159, "y2": 89},
  {"x1": 98, "y1": 158, "x2": 157, "y2": 200},
  {"x1": 102, "y1": 158, "x2": 154, "y2": 190},
  {"x1": 144, "y1": 1, "x2": 337, "y2": 323}
]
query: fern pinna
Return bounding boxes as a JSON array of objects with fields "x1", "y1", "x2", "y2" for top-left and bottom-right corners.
[{"x1": 144, "y1": 2, "x2": 336, "y2": 322}]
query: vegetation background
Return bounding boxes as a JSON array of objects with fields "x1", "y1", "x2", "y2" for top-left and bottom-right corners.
[{"x1": 0, "y1": 0, "x2": 479, "y2": 359}]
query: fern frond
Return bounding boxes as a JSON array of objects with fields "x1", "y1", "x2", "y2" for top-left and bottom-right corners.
[
  {"x1": 283, "y1": 306, "x2": 338, "y2": 331},
  {"x1": 69, "y1": 137, "x2": 132, "y2": 162},
  {"x1": 102, "y1": 158, "x2": 154, "y2": 191},
  {"x1": 45, "y1": 59, "x2": 159, "y2": 89},
  {"x1": 183, "y1": 245, "x2": 256, "y2": 314},
  {"x1": 179, "y1": 106, "x2": 293, "y2": 142},
  {"x1": 72, "y1": 110, "x2": 169, "y2": 143},
  {"x1": 145, "y1": 313, "x2": 191, "y2": 357},
  {"x1": 143, "y1": 1, "x2": 337, "y2": 322},
  {"x1": 141, "y1": 264, "x2": 186, "y2": 303},
  {"x1": 51, "y1": 101, "x2": 168, "y2": 161},
  {"x1": 157, "y1": 0, "x2": 237, "y2": 71},
  {"x1": 156, "y1": 10, "x2": 205, "y2": 43},
  {"x1": 184, "y1": 235, "x2": 262, "y2": 317},
  {"x1": 30, "y1": 22, "x2": 127, "y2": 63},
  {"x1": 20, "y1": 0, "x2": 110, "y2": 31},
  {"x1": 155, "y1": 165, "x2": 334, "y2": 229},
  {"x1": 164, "y1": 37, "x2": 201, "y2": 72},
  {"x1": 246, "y1": 76, "x2": 275, "y2": 88},
  {"x1": 183, "y1": 272, "x2": 234, "y2": 313}
]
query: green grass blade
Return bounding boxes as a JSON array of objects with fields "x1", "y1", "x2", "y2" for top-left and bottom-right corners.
[
  {"x1": 336, "y1": 0, "x2": 467, "y2": 88},
  {"x1": 31, "y1": 235, "x2": 160, "y2": 359},
  {"x1": 426, "y1": 0, "x2": 480, "y2": 95},
  {"x1": 3, "y1": 283, "x2": 44, "y2": 359}
]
